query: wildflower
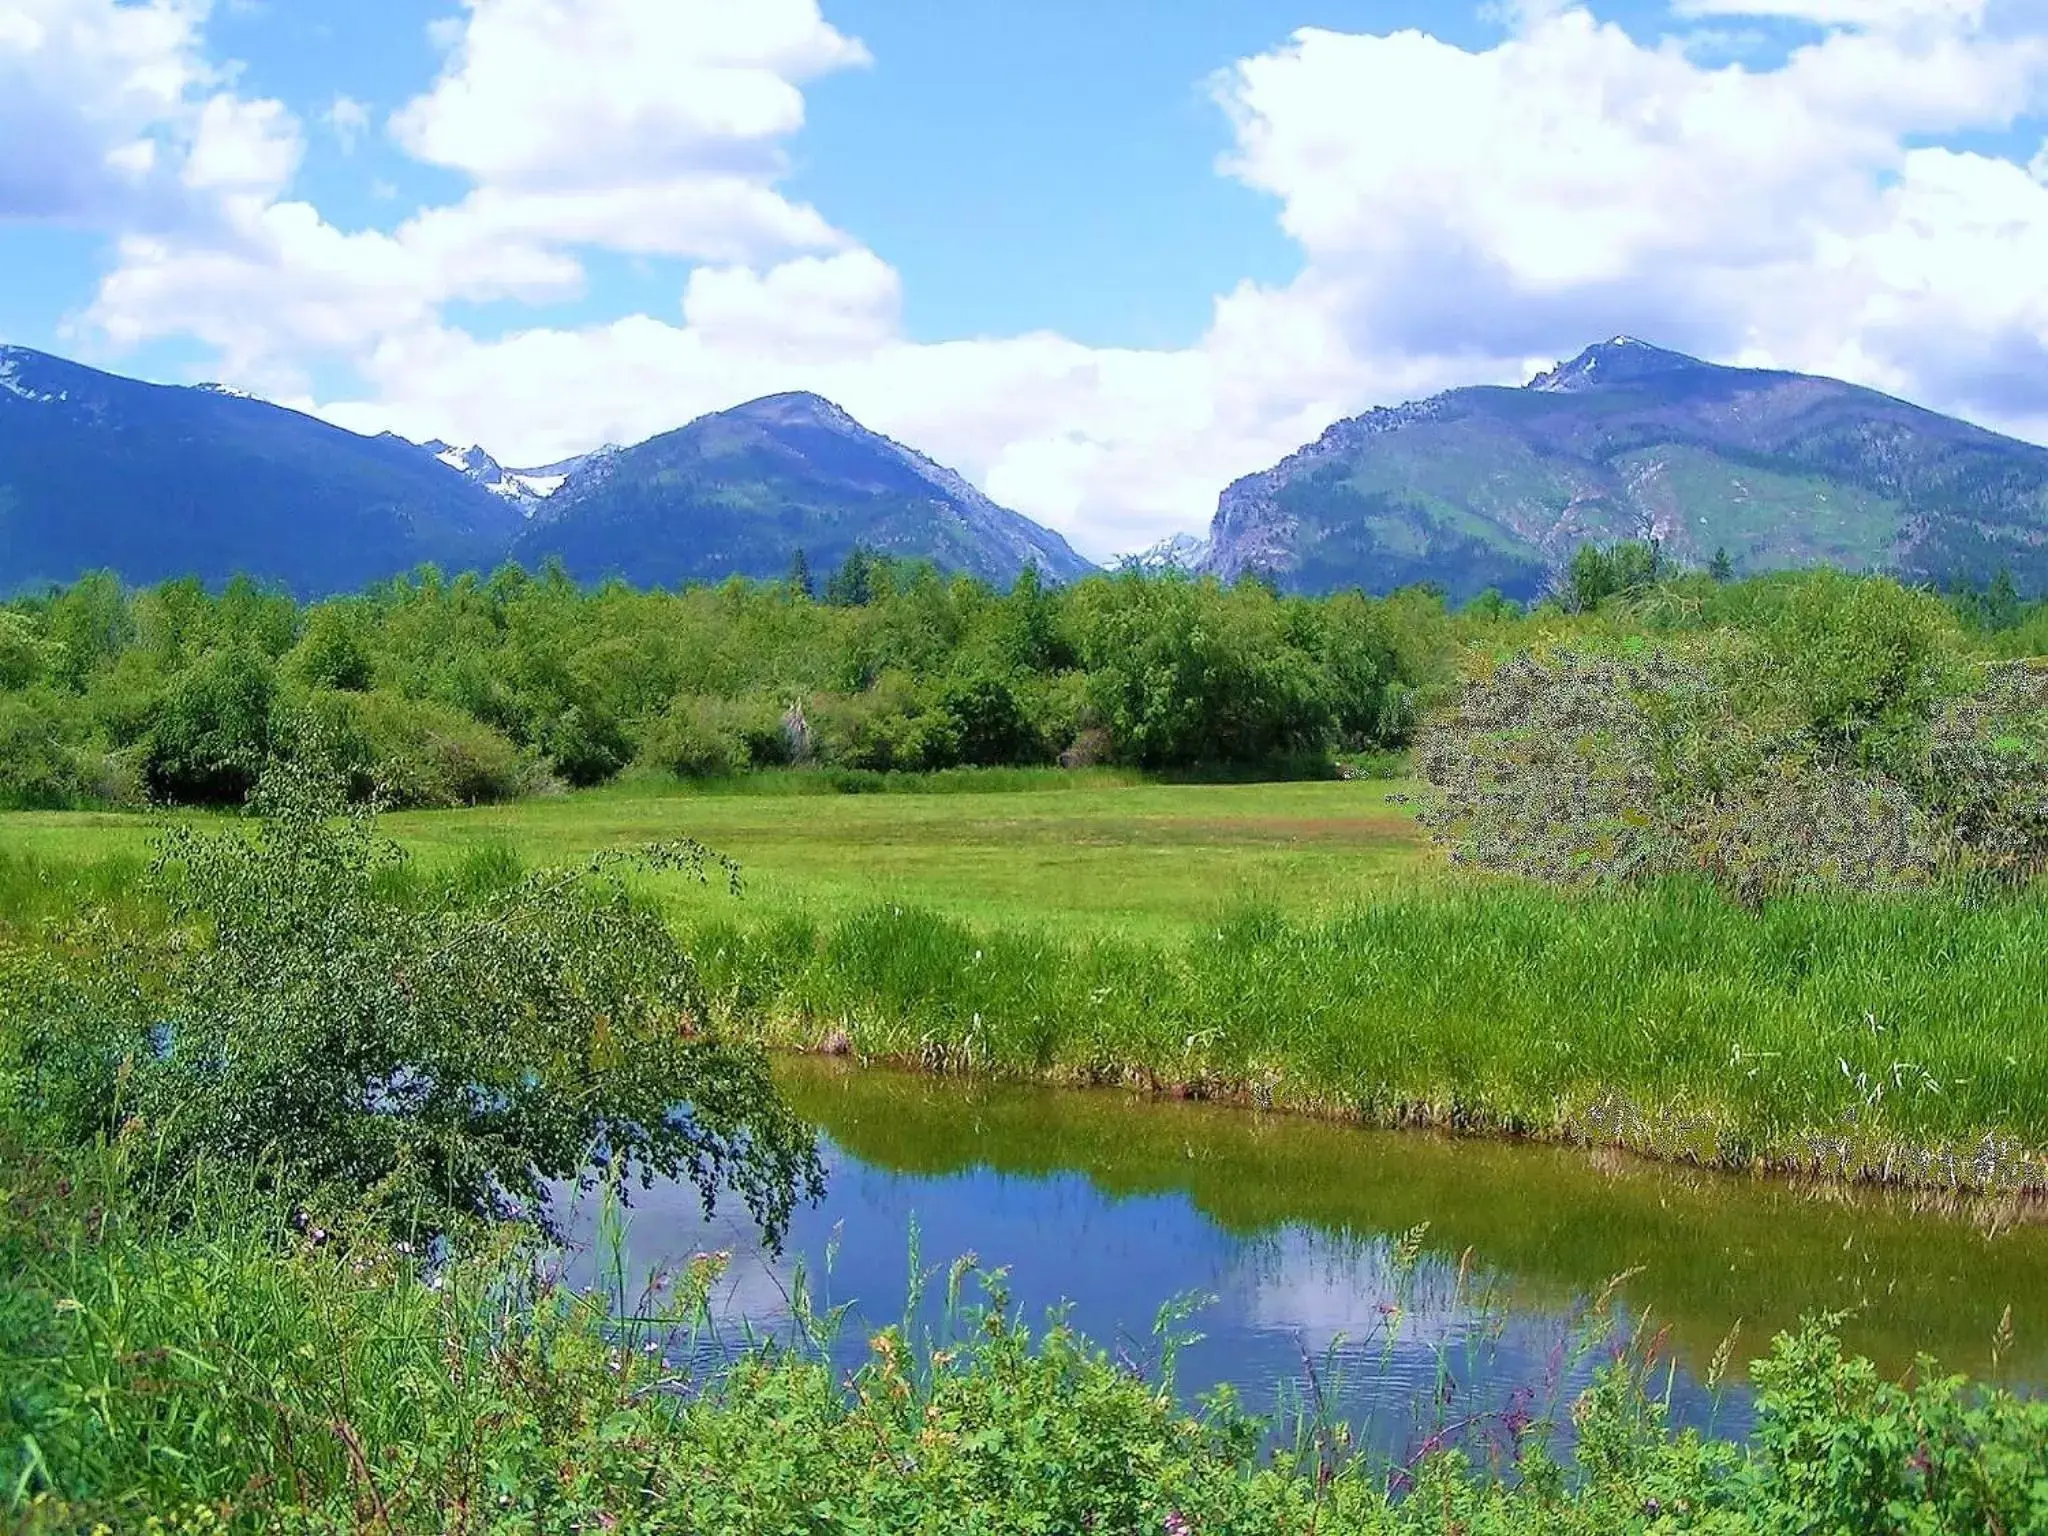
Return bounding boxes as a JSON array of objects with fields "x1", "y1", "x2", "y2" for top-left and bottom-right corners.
[{"x1": 1164, "y1": 1514, "x2": 1194, "y2": 1536}]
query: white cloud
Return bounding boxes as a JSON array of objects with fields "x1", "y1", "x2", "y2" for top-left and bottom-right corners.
[
  {"x1": 181, "y1": 93, "x2": 300, "y2": 196},
  {"x1": 392, "y1": 0, "x2": 868, "y2": 187},
  {"x1": 83, "y1": 0, "x2": 865, "y2": 391},
  {"x1": 681, "y1": 250, "x2": 900, "y2": 356},
  {"x1": 1671, "y1": 0, "x2": 1988, "y2": 27},
  {"x1": 0, "y1": 0, "x2": 212, "y2": 222},
  {"x1": 385, "y1": 0, "x2": 863, "y2": 258},
  {"x1": 324, "y1": 94, "x2": 370, "y2": 154},
  {"x1": 31, "y1": 0, "x2": 2048, "y2": 557}
]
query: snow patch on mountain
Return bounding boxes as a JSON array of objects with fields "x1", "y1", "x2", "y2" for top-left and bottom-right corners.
[
  {"x1": 1118, "y1": 532, "x2": 1210, "y2": 572},
  {"x1": 407, "y1": 436, "x2": 584, "y2": 512},
  {"x1": 0, "y1": 350, "x2": 62, "y2": 404}
]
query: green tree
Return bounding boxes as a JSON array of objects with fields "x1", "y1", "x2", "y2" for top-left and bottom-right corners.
[
  {"x1": 1565, "y1": 539, "x2": 1662, "y2": 612},
  {"x1": 826, "y1": 546, "x2": 879, "y2": 607},
  {"x1": 144, "y1": 646, "x2": 277, "y2": 804},
  {"x1": 0, "y1": 611, "x2": 50, "y2": 690},
  {"x1": 1709, "y1": 546, "x2": 1734, "y2": 583},
  {"x1": 288, "y1": 603, "x2": 374, "y2": 692}
]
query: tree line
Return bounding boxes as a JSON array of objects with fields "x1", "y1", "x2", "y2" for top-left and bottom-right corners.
[
  {"x1": 0, "y1": 553, "x2": 1469, "y2": 809},
  {"x1": 7, "y1": 542, "x2": 2046, "y2": 814}
]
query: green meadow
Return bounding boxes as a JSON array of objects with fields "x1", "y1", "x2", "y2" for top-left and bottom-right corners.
[
  {"x1": 10, "y1": 770, "x2": 2048, "y2": 1195},
  {"x1": 1, "y1": 770, "x2": 1434, "y2": 937}
]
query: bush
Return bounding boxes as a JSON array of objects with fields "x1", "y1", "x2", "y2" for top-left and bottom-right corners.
[
  {"x1": 938, "y1": 673, "x2": 1045, "y2": 766},
  {"x1": 9, "y1": 754, "x2": 819, "y2": 1238},
  {"x1": 142, "y1": 646, "x2": 276, "y2": 805},
  {"x1": 540, "y1": 701, "x2": 633, "y2": 787},
  {"x1": 0, "y1": 610, "x2": 50, "y2": 690},
  {"x1": 640, "y1": 694, "x2": 794, "y2": 779},
  {"x1": 285, "y1": 602, "x2": 374, "y2": 692},
  {"x1": 1418, "y1": 581, "x2": 2006, "y2": 898},
  {"x1": 810, "y1": 673, "x2": 963, "y2": 772},
  {"x1": 0, "y1": 689, "x2": 92, "y2": 808},
  {"x1": 304, "y1": 689, "x2": 533, "y2": 807}
]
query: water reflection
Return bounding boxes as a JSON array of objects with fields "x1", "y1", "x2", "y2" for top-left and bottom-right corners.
[{"x1": 558, "y1": 1060, "x2": 2046, "y2": 1446}]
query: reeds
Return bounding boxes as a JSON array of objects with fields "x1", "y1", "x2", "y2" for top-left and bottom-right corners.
[{"x1": 689, "y1": 881, "x2": 2048, "y2": 1195}]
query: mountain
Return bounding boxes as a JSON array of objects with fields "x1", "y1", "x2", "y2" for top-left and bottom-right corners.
[
  {"x1": 512, "y1": 391, "x2": 1094, "y2": 587},
  {"x1": 1203, "y1": 337, "x2": 2048, "y2": 602},
  {"x1": 1, "y1": 345, "x2": 522, "y2": 595},
  {"x1": 405, "y1": 438, "x2": 590, "y2": 512},
  {"x1": 0, "y1": 346, "x2": 1093, "y2": 595},
  {"x1": 1119, "y1": 532, "x2": 1210, "y2": 573}
]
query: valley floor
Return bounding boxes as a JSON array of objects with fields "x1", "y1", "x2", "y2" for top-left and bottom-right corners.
[{"x1": 9, "y1": 772, "x2": 2048, "y2": 1199}]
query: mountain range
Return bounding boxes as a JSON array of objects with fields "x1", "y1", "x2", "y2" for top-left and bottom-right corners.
[
  {"x1": 7, "y1": 337, "x2": 2048, "y2": 601},
  {"x1": 1201, "y1": 336, "x2": 2048, "y2": 602},
  {"x1": 0, "y1": 346, "x2": 522, "y2": 595},
  {"x1": 0, "y1": 345, "x2": 1090, "y2": 595}
]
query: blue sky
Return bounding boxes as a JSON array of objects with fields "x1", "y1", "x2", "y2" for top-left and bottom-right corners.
[{"x1": 4, "y1": 0, "x2": 2048, "y2": 555}]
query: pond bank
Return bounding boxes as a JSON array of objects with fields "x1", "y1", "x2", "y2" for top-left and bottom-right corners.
[{"x1": 681, "y1": 887, "x2": 2048, "y2": 1202}]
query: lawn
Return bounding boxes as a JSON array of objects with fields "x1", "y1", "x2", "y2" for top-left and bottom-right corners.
[{"x1": 0, "y1": 772, "x2": 1437, "y2": 939}]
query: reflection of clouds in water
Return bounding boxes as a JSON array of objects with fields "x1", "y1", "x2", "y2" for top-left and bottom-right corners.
[
  {"x1": 544, "y1": 1139, "x2": 1744, "y2": 1447},
  {"x1": 1227, "y1": 1227, "x2": 1480, "y2": 1349}
]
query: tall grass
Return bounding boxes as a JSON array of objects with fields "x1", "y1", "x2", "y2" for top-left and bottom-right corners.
[
  {"x1": 10, "y1": 837, "x2": 2048, "y2": 1193},
  {"x1": 689, "y1": 882, "x2": 2048, "y2": 1193}
]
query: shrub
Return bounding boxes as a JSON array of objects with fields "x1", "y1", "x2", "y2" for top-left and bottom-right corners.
[
  {"x1": 810, "y1": 673, "x2": 962, "y2": 771},
  {"x1": 0, "y1": 610, "x2": 50, "y2": 690},
  {"x1": 285, "y1": 602, "x2": 374, "y2": 692},
  {"x1": 0, "y1": 689, "x2": 92, "y2": 808},
  {"x1": 8, "y1": 754, "x2": 819, "y2": 1239},
  {"x1": 640, "y1": 694, "x2": 794, "y2": 779},
  {"x1": 1418, "y1": 585, "x2": 2007, "y2": 898},
  {"x1": 142, "y1": 646, "x2": 276, "y2": 805},
  {"x1": 306, "y1": 689, "x2": 532, "y2": 807},
  {"x1": 938, "y1": 673, "x2": 1045, "y2": 766},
  {"x1": 539, "y1": 701, "x2": 633, "y2": 787}
]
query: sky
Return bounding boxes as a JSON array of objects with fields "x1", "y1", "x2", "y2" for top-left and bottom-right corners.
[{"x1": 3, "y1": 0, "x2": 2048, "y2": 559}]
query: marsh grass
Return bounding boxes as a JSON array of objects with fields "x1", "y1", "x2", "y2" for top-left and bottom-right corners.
[
  {"x1": 688, "y1": 884, "x2": 2048, "y2": 1195},
  {"x1": 11, "y1": 830, "x2": 2048, "y2": 1195}
]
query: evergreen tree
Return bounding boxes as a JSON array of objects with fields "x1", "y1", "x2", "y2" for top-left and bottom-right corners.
[
  {"x1": 788, "y1": 547, "x2": 813, "y2": 599},
  {"x1": 1986, "y1": 567, "x2": 2020, "y2": 631},
  {"x1": 1709, "y1": 546, "x2": 1734, "y2": 583},
  {"x1": 826, "y1": 546, "x2": 877, "y2": 607}
]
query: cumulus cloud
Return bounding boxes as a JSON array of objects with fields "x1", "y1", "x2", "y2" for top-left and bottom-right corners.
[
  {"x1": 0, "y1": 0, "x2": 212, "y2": 223},
  {"x1": 385, "y1": 0, "x2": 862, "y2": 256},
  {"x1": 29, "y1": 0, "x2": 2048, "y2": 556},
  {"x1": 181, "y1": 93, "x2": 301, "y2": 196},
  {"x1": 391, "y1": 0, "x2": 868, "y2": 187},
  {"x1": 82, "y1": 0, "x2": 865, "y2": 389}
]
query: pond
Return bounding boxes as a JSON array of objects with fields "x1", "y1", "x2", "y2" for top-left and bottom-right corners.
[{"x1": 560, "y1": 1058, "x2": 2048, "y2": 1454}]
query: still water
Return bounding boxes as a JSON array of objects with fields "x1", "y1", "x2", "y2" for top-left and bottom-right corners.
[{"x1": 561, "y1": 1058, "x2": 2048, "y2": 1449}]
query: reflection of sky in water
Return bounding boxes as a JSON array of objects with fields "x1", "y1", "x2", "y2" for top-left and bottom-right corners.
[{"x1": 556, "y1": 1136, "x2": 1752, "y2": 1456}]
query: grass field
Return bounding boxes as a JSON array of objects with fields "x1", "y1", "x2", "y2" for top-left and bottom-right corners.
[
  {"x1": 9, "y1": 771, "x2": 2048, "y2": 1195},
  {"x1": 0, "y1": 771, "x2": 1435, "y2": 938}
]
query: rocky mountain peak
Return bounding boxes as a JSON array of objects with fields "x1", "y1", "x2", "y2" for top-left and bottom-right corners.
[
  {"x1": 726, "y1": 391, "x2": 863, "y2": 434},
  {"x1": 1526, "y1": 336, "x2": 1707, "y2": 394}
]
